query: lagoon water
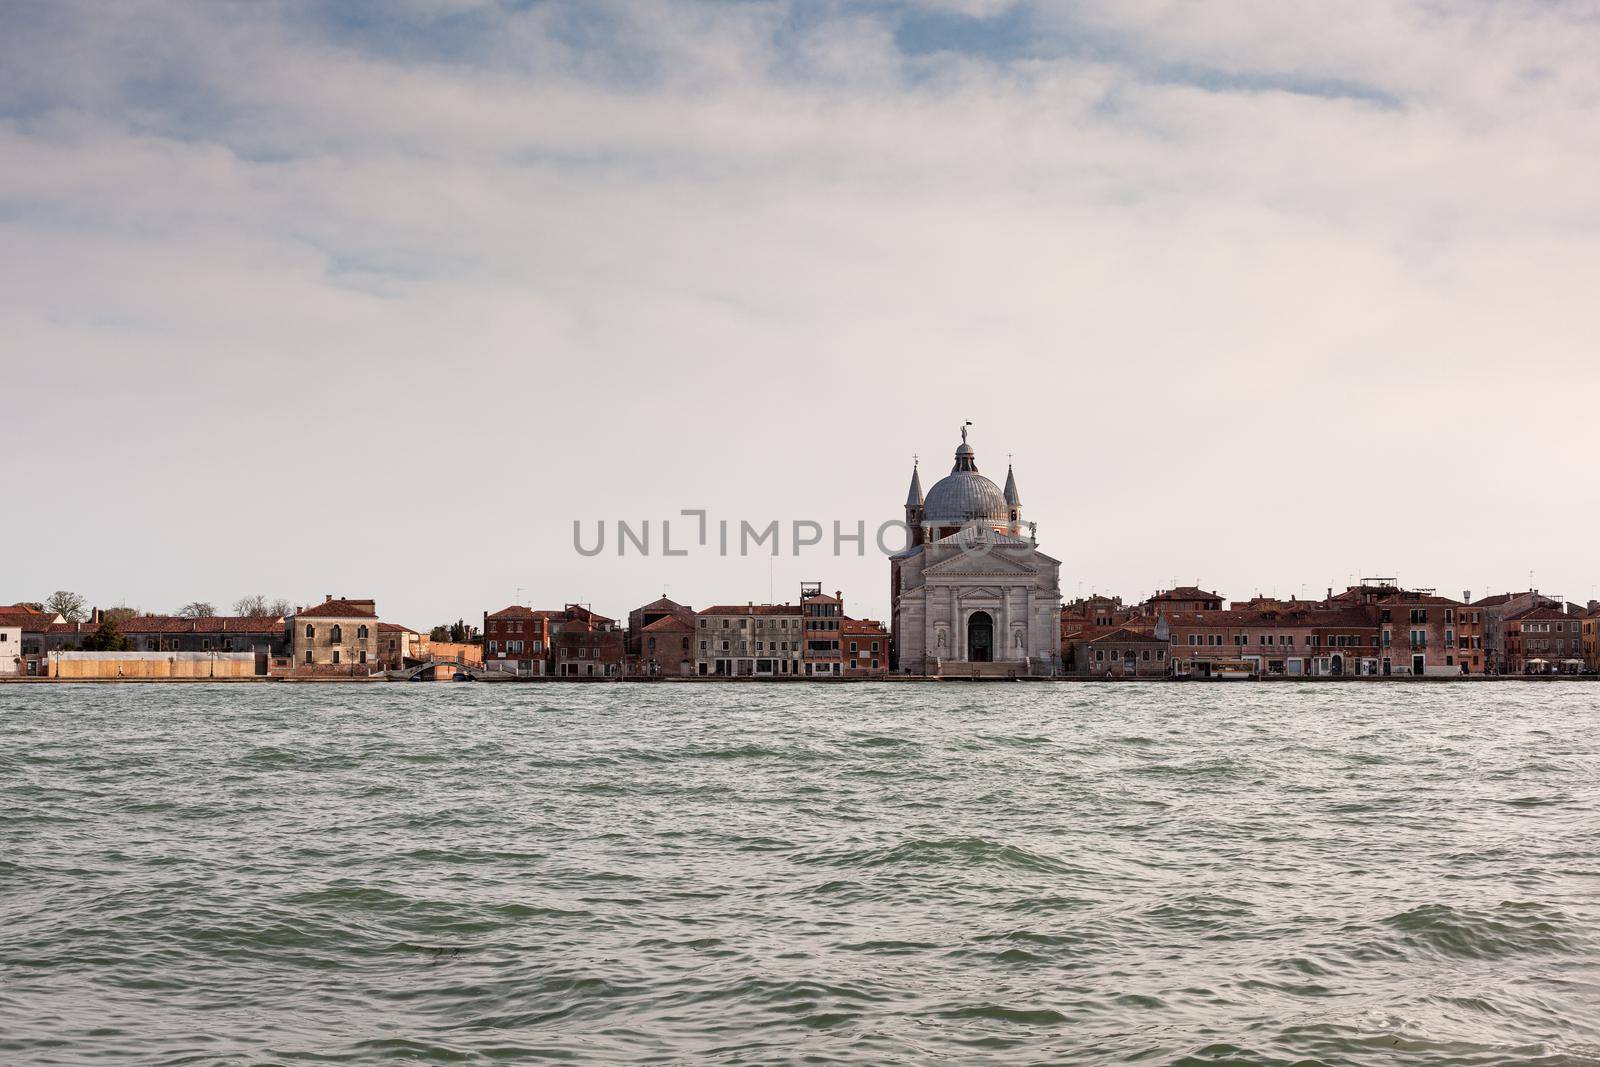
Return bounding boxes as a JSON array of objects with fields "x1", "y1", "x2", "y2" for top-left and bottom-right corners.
[{"x1": 2, "y1": 683, "x2": 1599, "y2": 1066}]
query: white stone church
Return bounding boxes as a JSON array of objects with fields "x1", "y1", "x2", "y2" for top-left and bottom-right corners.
[{"x1": 890, "y1": 426, "x2": 1062, "y2": 676}]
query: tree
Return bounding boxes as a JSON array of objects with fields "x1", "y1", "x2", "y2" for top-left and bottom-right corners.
[
  {"x1": 104, "y1": 606, "x2": 142, "y2": 625},
  {"x1": 44, "y1": 590, "x2": 87, "y2": 623},
  {"x1": 177, "y1": 602, "x2": 217, "y2": 618},
  {"x1": 447, "y1": 618, "x2": 480, "y2": 643},
  {"x1": 267, "y1": 598, "x2": 294, "y2": 618},
  {"x1": 233, "y1": 594, "x2": 269, "y2": 616},
  {"x1": 429, "y1": 625, "x2": 450, "y2": 642},
  {"x1": 17, "y1": 602, "x2": 43, "y2": 612},
  {"x1": 83, "y1": 617, "x2": 128, "y2": 652}
]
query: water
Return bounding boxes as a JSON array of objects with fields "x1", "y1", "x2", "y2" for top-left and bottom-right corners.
[{"x1": 3, "y1": 683, "x2": 1599, "y2": 1066}]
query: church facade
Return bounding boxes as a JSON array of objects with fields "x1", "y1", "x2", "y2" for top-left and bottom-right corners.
[{"x1": 890, "y1": 427, "x2": 1063, "y2": 676}]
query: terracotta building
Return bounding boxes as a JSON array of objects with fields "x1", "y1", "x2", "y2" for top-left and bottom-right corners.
[
  {"x1": 552, "y1": 612, "x2": 625, "y2": 678},
  {"x1": 1373, "y1": 592, "x2": 1470, "y2": 676},
  {"x1": 627, "y1": 597, "x2": 695, "y2": 657},
  {"x1": 637, "y1": 614, "x2": 695, "y2": 676},
  {"x1": 840, "y1": 618, "x2": 890, "y2": 678},
  {"x1": 1472, "y1": 590, "x2": 1565, "y2": 673},
  {"x1": 1157, "y1": 606, "x2": 1380, "y2": 677},
  {"x1": 1143, "y1": 586, "x2": 1224, "y2": 615},
  {"x1": 1078, "y1": 626, "x2": 1170, "y2": 678},
  {"x1": 483, "y1": 606, "x2": 552, "y2": 676},
  {"x1": 801, "y1": 583, "x2": 844, "y2": 677},
  {"x1": 1504, "y1": 606, "x2": 1583, "y2": 674}
]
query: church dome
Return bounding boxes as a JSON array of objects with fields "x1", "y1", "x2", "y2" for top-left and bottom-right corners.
[
  {"x1": 920, "y1": 426, "x2": 1012, "y2": 529},
  {"x1": 922, "y1": 470, "x2": 1009, "y2": 527}
]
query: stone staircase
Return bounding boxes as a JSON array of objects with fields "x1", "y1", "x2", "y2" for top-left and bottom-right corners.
[{"x1": 939, "y1": 660, "x2": 1025, "y2": 679}]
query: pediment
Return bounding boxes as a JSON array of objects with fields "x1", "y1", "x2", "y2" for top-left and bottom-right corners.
[
  {"x1": 924, "y1": 550, "x2": 1037, "y2": 577},
  {"x1": 958, "y1": 586, "x2": 1005, "y2": 600}
]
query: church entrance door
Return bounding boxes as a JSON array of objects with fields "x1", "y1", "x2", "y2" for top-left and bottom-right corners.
[{"x1": 968, "y1": 611, "x2": 994, "y2": 662}]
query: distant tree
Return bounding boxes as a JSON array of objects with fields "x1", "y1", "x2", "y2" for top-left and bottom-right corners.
[
  {"x1": 17, "y1": 601, "x2": 43, "y2": 611},
  {"x1": 44, "y1": 590, "x2": 87, "y2": 622},
  {"x1": 446, "y1": 619, "x2": 480, "y2": 643},
  {"x1": 233, "y1": 594, "x2": 269, "y2": 616},
  {"x1": 83, "y1": 617, "x2": 129, "y2": 652},
  {"x1": 429, "y1": 625, "x2": 450, "y2": 642},
  {"x1": 177, "y1": 602, "x2": 217, "y2": 618},
  {"x1": 104, "y1": 606, "x2": 142, "y2": 625},
  {"x1": 267, "y1": 598, "x2": 295, "y2": 618}
]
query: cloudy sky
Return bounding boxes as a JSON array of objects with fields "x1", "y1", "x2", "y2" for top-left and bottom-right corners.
[{"x1": 4, "y1": 0, "x2": 1599, "y2": 626}]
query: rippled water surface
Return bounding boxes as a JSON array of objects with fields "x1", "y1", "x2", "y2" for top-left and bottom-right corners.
[{"x1": 3, "y1": 683, "x2": 1599, "y2": 1066}]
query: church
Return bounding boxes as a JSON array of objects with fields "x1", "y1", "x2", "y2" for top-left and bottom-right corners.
[{"x1": 890, "y1": 426, "x2": 1063, "y2": 676}]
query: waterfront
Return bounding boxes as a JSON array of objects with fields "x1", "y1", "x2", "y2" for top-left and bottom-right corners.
[{"x1": 3, "y1": 685, "x2": 1598, "y2": 1066}]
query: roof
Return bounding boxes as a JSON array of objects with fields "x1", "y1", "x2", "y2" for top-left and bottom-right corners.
[
  {"x1": 377, "y1": 622, "x2": 417, "y2": 634},
  {"x1": 0, "y1": 612, "x2": 60, "y2": 631},
  {"x1": 1087, "y1": 626, "x2": 1167, "y2": 645},
  {"x1": 563, "y1": 604, "x2": 615, "y2": 625},
  {"x1": 1003, "y1": 464, "x2": 1021, "y2": 506},
  {"x1": 1150, "y1": 586, "x2": 1222, "y2": 602},
  {"x1": 115, "y1": 615, "x2": 285, "y2": 634},
  {"x1": 298, "y1": 598, "x2": 377, "y2": 619},
  {"x1": 905, "y1": 464, "x2": 924, "y2": 507},
  {"x1": 1376, "y1": 593, "x2": 1463, "y2": 607},
  {"x1": 841, "y1": 618, "x2": 888, "y2": 636},
  {"x1": 700, "y1": 603, "x2": 802, "y2": 616},
  {"x1": 487, "y1": 605, "x2": 545, "y2": 620},
  {"x1": 1162, "y1": 608, "x2": 1376, "y2": 629},
  {"x1": 1507, "y1": 606, "x2": 1571, "y2": 623},
  {"x1": 1471, "y1": 593, "x2": 1518, "y2": 607},
  {"x1": 922, "y1": 469, "x2": 1009, "y2": 527},
  {"x1": 635, "y1": 597, "x2": 692, "y2": 614},
  {"x1": 641, "y1": 615, "x2": 694, "y2": 633}
]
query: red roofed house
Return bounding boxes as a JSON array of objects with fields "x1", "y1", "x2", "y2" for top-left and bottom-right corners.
[
  {"x1": 292, "y1": 596, "x2": 383, "y2": 673},
  {"x1": 840, "y1": 618, "x2": 890, "y2": 678},
  {"x1": 1374, "y1": 591, "x2": 1470, "y2": 676},
  {"x1": 551, "y1": 607, "x2": 624, "y2": 678},
  {"x1": 1505, "y1": 605, "x2": 1583, "y2": 674},
  {"x1": 1143, "y1": 586, "x2": 1224, "y2": 615},
  {"x1": 800, "y1": 583, "x2": 844, "y2": 677},
  {"x1": 482, "y1": 606, "x2": 551, "y2": 677},
  {"x1": 695, "y1": 603, "x2": 804, "y2": 677}
]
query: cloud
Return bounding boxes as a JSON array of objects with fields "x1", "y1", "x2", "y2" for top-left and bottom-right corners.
[{"x1": 2, "y1": 0, "x2": 1598, "y2": 620}]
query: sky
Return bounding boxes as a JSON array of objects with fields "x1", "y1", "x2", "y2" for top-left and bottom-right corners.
[{"x1": 3, "y1": 0, "x2": 1599, "y2": 627}]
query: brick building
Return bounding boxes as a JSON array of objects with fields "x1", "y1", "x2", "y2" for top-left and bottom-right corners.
[
  {"x1": 627, "y1": 597, "x2": 695, "y2": 656},
  {"x1": 1143, "y1": 586, "x2": 1224, "y2": 615},
  {"x1": 1373, "y1": 592, "x2": 1470, "y2": 676},
  {"x1": 638, "y1": 614, "x2": 695, "y2": 676},
  {"x1": 1472, "y1": 591, "x2": 1565, "y2": 673},
  {"x1": 840, "y1": 618, "x2": 890, "y2": 677},
  {"x1": 801, "y1": 583, "x2": 844, "y2": 677},
  {"x1": 1157, "y1": 607, "x2": 1380, "y2": 677},
  {"x1": 1505, "y1": 606, "x2": 1583, "y2": 674},
  {"x1": 482, "y1": 606, "x2": 551, "y2": 676},
  {"x1": 1077, "y1": 626, "x2": 1170, "y2": 678}
]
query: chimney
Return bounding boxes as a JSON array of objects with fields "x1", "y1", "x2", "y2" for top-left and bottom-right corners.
[
  {"x1": 1463, "y1": 590, "x2": 1471, "y2": 605},
  {"x1": 325, "y1": 594, "x2": 333, "y2": 603}
]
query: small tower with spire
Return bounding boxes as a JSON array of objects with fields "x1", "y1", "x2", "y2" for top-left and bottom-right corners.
[
  {"x1": 1003, "y1": 459, "x2": 1022, "y2": 537},
  {"x1": 904, "y1": 457, "x2": 925, "y2": 547}
]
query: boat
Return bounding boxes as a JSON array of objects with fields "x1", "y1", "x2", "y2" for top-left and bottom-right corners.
[{"x1": 1210, "y1": 659, "x2": 1257, "y2": 681}]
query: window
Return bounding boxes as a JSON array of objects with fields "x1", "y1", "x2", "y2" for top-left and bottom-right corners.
[
  {"x1": 304, "y1": 650, "x2": 312, "y2": 663},
  {"x1": 305, "y1": 624, "x2": 315, "y2": 639},
  {"x1": 871, "y1": 659, "x2": 880, "y2": 669},
  {"x1": 332, "y1": 650, "x2": 341, "y2": 665},
  {"x1": 871, "y1": 642, "x2": 880, "y2": 653},
  {"x1": 330, "y1": 625, "x2": 343, "y2": 643},
  {"x1": 357, "y1": 625, "x2": 368, "y2": 639},
  {"x1": 359, "y1": 651, "x2": 367, "y2": 664},
  {"x1": 850, "y1": 641, "x2": 859, "y2": 653}
]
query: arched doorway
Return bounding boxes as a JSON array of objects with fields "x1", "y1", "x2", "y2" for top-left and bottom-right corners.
[{"x1": 967, "y1": 611, "x2": 994, "y2": 662}]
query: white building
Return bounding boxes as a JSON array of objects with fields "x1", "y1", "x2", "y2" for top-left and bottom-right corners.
[
  {"x1": 0, "y1": 624, "x2": 20, "y2": 675},
  {"x1": 890, "y1": 426, "x2": 1062, "y2": 676}
]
